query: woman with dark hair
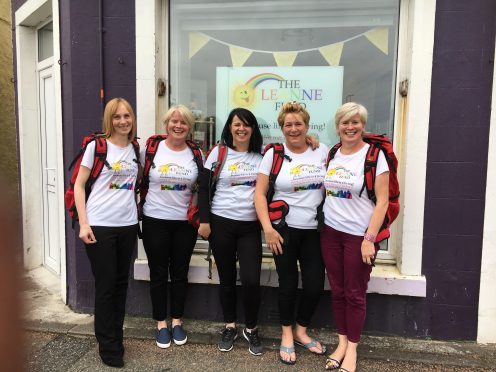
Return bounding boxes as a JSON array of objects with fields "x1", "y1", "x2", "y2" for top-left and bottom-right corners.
[
  {"x1": 198, "y1": 108, "x2": 264, "y2": 356},
  {"x1": 74, "y1": 97, "x2": 139, "y2": 368}
]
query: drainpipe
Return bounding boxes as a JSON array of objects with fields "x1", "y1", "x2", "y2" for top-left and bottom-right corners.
[{"x1": 98, "y1": 0, "x2": 104, "y2": 116}]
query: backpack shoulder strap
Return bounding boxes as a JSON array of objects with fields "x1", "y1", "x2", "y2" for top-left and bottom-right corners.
[
  {"x1": 87, "y1": 135, "x2": 108, "y2": 190},
  {"x1": 143, "y1": 135, "x2": 167, "y2": 177},
  {"x1": 362, "y1": 142, "x2": 381, "y2": 203},
  {"x1": 213, "y1": 143, "x2": 228, "y2": 177},
  {"x1": 131, "y1": 138, "x2": 141, "y2": 162},
  {"x1": 186, "y1": 139, "x2": 204, "y2": 172},
  {"x1": 327, "y1": 142, "x2": 342, "y2": 167},
  {"x1": 206, "y1": 143, "x2": 227, "y2": 203},
  {"x1": 264, "y1": 143, "x2": 285, "y2": 203},
  {"x1": 139, "y1": 135, "x2": 167, "y2": 212}
]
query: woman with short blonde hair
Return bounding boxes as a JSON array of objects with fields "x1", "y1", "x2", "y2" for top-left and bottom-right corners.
[
  {"x1": 254, "y1": 101, "x2": 328, "y2": 365},
  {"x1": 321, "y1": 102, "x2": 389, "y2": 372}
]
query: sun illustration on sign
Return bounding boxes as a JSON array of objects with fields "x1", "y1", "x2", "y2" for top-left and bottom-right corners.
[{"x1": 232, "y1": 73, "x2": 284, "y2": 107}]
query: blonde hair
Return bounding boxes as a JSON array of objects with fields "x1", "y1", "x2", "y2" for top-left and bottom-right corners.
[
  {"x1": 334, "y1": 102, "x2": 368, "y2": 132},
  {"x1": 102, "y1": 98, "x2": 137, "y2": 140},
  {"x1": 277, "y1": 101, "x2": 310, "y2": 128},
  {"x1": 163, "y1": 104, "x2": 195, "y2": 132}
]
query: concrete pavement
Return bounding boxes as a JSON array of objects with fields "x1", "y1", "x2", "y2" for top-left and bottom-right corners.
[{"x1": 23, "y1": 268, "x2": 496, "y2": 371}]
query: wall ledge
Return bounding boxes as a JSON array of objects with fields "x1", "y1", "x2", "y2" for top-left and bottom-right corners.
[{"x1": 134, "y1": 253, "x2": 426, "y2": 298}]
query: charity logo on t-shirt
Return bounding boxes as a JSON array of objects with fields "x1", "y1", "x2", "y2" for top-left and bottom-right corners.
[
  {"x1": 108, "y1": 160, "x2": 136, "y2": 190},
  {"x1": 324, "y1": 165, "x2": 357, "y2": 199},
  {"x1": 156, "y1": 162, "x2": 193, "y2": 191},
  {"x1": 227, "y1": 161, "x2": 257, "y2": 187},
  {"x1": 289, "y1": 164, "x2": 323, "y2": 192}
]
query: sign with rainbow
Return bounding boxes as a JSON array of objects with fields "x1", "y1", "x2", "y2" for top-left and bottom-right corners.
[{"x1": 216, "y1": 66, "x2": 343, "y2": 146}]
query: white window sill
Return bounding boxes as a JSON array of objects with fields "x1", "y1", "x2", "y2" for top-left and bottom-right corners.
[{"x1": 134, "y1": 252, "x2": 426, "y2": 298}]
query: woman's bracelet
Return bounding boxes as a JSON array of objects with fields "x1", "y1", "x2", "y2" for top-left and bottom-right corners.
[{"x1": 364, "y1": 232, "x2": 377, "y2": 243}]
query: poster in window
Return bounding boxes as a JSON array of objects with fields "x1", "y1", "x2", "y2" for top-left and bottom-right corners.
[{"x1": 216, "y1": 66, "x2": 343, "y2": 147}]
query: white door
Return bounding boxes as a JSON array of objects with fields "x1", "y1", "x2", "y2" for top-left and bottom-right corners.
[{"x1": 39, "y1": 66, "x2": 60, "y2": 275}]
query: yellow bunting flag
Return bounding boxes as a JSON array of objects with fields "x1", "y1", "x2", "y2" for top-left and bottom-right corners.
[
  {"x1": 365, "y1": 27, "x2": 389, "y2": 55},
  {"x1": 319, "y1": 42, "x2": 344, "y2": 66},
  {"x1": 189, "y1": 32, "x2": 210, "y2": 58},
  {"x1": 273, "y1": 52, "x2": 298, "y2": 67},
  {"x1": 229, "y1": 46, "x2": 253, "y2": 67}
]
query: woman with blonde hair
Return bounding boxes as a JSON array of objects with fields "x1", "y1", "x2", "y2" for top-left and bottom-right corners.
[
  {"x1": 74, "y1": 97, "x2": 140, "y2": 368},
  {"x1": 321, "y1": 102, "x2": 389, "y2": 372},
  {"x1": 254, "y1": 101, "x2": 328, "y2": 365},
  {"x1": 140, "y1": 104, "x2": 203, "y2": 350}
]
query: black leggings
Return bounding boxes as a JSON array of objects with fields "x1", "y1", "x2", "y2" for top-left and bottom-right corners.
[
  {"x1": 273, "y1": 227, "x2": 325, "y2": 327},
  {"x1": 85, "y1": 224, "x2": 138, "y2": 361},
  {"x1": 209, "y1": 213, "x2": 262, "y2": 329},
  {"x1": 142, "y1": 215, "x2": 197, "y2": 321}
]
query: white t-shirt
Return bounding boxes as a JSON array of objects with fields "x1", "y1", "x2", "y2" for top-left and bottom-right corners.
[
  {"x1": 205, "y1": 146, "x2": 262, "y2": 221},
  {"x1": 258, "y1": 144, "x2": 328, "y2": 229},
  {"x1": 81, "y1": 140, "x2": 139, "y2": 227},
  {"x1": 140, "y1": 141, "x2": 199, "y2": 220},
  {"x1": 323, "y1": 143, "x2": 389, "y2": 236}
]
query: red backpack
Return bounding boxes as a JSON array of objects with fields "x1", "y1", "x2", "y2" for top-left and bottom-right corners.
[
  {"x1": 64, "y1": 133, "x2": 140, "y2": 226},
  {"x1": 263, "y1": 143, "x2": 290, "y2": 223},
  {"x1": 139, "y1": 134, "x2": 204, "y2": 228},
  {"x1": 327, "y1": 133, "x2": 400, "y2": 242}
]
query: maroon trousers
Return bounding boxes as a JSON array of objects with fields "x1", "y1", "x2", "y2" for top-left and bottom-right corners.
[{"x1": 320, "y1": 224, "x2": 379, "y2": 343}]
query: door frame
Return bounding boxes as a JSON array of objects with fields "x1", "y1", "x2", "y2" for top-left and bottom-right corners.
[{"x1": 15, "y1": 0, "x2": 66, "y2": 301}]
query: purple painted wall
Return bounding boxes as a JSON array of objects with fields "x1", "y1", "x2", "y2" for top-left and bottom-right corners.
[
  {"x1": 421, "y1": 0, "x2": 495, "y2": 339},
  {"x1": 58, "y1": 0, "x2": 137, "y2": 311}
]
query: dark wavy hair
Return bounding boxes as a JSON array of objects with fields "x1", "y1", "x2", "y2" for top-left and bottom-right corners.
[{"x1": 220, "y1": 108, "x2": 263, "y2": 153}]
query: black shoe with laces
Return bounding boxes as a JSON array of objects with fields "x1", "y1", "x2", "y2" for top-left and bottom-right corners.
[
  {"x1": 218, "y1": 326, "x2": 238, "y2": 352},
  {"x1": 243, "y1": 328, "x2": 263, "y2": 356}
]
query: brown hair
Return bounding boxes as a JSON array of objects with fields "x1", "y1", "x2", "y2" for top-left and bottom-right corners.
[
  {"x1": 277, "y1": 101, "x2": 310, "y2": 128},
  {"x1": 102, "y1": 97, "x2": 137, "y2": 140}
]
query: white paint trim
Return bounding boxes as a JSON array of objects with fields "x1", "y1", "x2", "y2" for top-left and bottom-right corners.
[
  {"x1": 134, "y1": 255, "x2": 426, "y2": 297},
  {"x1": 393, "y1": 0, "x2": 436, "y2": 275},
  {"x1": 135, "y1": 0, "x2": 170, "y2": 260},
  {"x1": 477, "y1": 40, "x2": 496, "y2": 344},
  {"x1": 51, "y1": 0, "x2": 66, "y2": 303},
  {"x1": 15, "y1": 0, "x2": 66, "y2": 302}
]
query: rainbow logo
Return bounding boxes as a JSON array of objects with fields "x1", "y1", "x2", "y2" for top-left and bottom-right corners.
[{"x1": 233, "y1": 73, "x2": 284, "y2": 107}]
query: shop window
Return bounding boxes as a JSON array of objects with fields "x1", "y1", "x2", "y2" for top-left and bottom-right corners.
[
  {"x1": 170, "y1": 0, "x2": 400, "y2": 148},
  {"x1": 169, "y1": 0, "x2": 400, "y2": 257}
]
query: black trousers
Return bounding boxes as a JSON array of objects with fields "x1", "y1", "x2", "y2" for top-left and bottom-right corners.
[
  {"x1": 142, "y1": 215, "x2": 197, "y2": 321},
  {"x1": 85, "y1": 224, "x2": 138, "y2": 361},
  {"x1": 273, "y1": 227, "x2": 325, "y2": 327},
  {"x1": 209, "y1": 213, "x2": 262, "y2": 329}
]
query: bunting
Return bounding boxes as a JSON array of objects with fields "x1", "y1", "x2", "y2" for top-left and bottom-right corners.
[
  {"x1": 229, "y1": 46, "x2": 252, "y2": 67},
  {"x1": 189, "y1": 32, "x2": 210, "y2": 58},
  {"x1": 319, "y1": 43, "x2": 344, "y2": 66},
  {"x1": 273, "y1": 52, "x2": 298, "y2": 67},
  {"x1": 364, "y1": 27, "x2": 389, "y2": 55},
  {"x1": 189, "y1": 27, "x2": 389, "y2": 66}
]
